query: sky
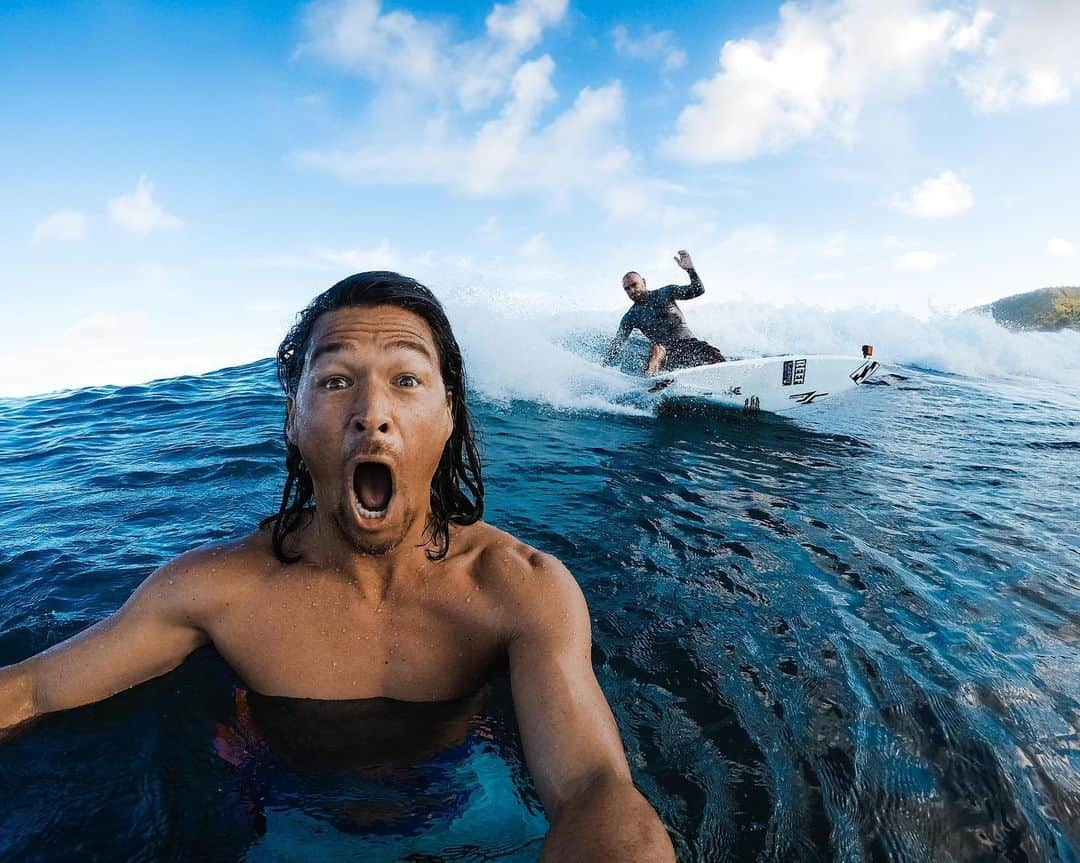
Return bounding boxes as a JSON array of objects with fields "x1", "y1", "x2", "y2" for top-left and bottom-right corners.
[{"x1": 2, "y1": 0, "x2": 1079, "y2": 396}]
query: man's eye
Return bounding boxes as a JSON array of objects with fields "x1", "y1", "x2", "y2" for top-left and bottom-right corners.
[
  {"x1": 322, "y1": 376, "x2": 350, "y2": 390},
  {"x1": 395, "y1": 374, "x2": 420, "y2": 388}
]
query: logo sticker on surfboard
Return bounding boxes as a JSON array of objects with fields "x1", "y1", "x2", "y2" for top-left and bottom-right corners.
[
  {"x1": 782, "y1": 359, "x2": 806, "y2": 386},
  {"x1": 788, "y1": 391, "x2": 829, "y2": 404},
  {"x1": 849, "y1": 361, "x2": 878, "y2": 384}
]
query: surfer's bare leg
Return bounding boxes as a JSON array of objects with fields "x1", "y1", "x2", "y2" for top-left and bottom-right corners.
[{"x1": 645, "y1": 344, "x2": 666, "y2": 376}]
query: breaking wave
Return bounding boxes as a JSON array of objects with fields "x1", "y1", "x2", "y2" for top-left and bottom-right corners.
[{"x1": 446, "y1": 297, "x2": 1080, "y2": 413}]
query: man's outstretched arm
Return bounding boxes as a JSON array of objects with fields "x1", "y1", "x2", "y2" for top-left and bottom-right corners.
[
  {"x1": 0, "y1": 548, "x2": 215, "y2": 740},
  {"x1": 671, "y1": 249, "x2": 704, "y2": 301},
  {"x1": 507, "y1": 552, "x2": 675, "y2": 862},
  {"x1": 604, "y1": 317, "x2": 634, "y2": 365}
]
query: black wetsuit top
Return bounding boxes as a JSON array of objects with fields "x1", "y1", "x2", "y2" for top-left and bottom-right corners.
[{"x1": 613, "y1": 269, "x2": 704, "y2": 348}]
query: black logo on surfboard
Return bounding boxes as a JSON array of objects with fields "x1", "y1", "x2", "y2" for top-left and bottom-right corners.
[
  {"x1": 849, "y1": 361, "x2": 878, "y2": 384},
  {"x1": 788, "y1": 391, "x2": 829, "y2": 404},
  {"x1": 782, "y1": 359, "x2": 806, "y2": 386}
]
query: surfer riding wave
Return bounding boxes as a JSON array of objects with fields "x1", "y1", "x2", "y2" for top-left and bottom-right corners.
[{"x1": 604, "y1": 249, "x2": 726, "y2": 376}]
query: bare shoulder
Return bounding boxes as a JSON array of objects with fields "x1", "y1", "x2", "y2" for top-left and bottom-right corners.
[
  {"x1": 454, "y1": 522, "x2": 589, "y2": 640},
  {"x1": 136, "y1": 530, "x2": 274, "y2": 621}
]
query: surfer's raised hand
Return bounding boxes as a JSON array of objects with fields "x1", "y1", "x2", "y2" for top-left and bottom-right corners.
[{"x1": 674, "y1": 249, "x2": 694, "y2": 271}]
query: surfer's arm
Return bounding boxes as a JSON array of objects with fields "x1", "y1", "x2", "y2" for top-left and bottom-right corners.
[
  {"x1": 604, "y1": 317, "x2": 634, "y2": 364},
  {"x1": 0, "y1": 550, "x2": 213, "y2": 739},
  {"x1": 671, "y1": 268, "x2": 704, "y2": 300},
  {"x1": 508, "y1": 553, "x2": 674, "y2": 862}
]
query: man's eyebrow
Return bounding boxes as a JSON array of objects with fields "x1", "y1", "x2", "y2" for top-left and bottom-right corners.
[
  {"x1": 308, "y1": 340, "x2": 352, "y2": 367},
  {"x1": 385, "y1": 337, "x2": 437, "y2": 363}
]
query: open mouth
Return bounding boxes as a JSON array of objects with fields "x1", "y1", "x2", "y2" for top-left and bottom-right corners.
[{"x1": 353, "y1": 461, "x2": 394, "y2": 520}]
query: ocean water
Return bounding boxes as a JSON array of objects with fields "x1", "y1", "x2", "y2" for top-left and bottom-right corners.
[{"x1": 1, "y1": 304, "x2": 1078, "y2": 862}]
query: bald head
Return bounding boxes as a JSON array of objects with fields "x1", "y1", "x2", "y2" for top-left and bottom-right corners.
[{"x1": 622, "y1": 270, "x2": 647, "y2": 302}]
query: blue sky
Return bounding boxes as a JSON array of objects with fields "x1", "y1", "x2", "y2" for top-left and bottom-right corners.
[{"x1": 3, "y1": 0, "x2": 1079, "y2": 396}]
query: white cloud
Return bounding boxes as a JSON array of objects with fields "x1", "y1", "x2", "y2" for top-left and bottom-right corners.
[
  {"x1": 486, "y1": 0, "x2": 566, "y2": 50},
  {"x1": 949, "y1": 8, "x2": 995, "y2": 52},
  {"x1": 724, "y1": 225, "x2": 779, "y2": 254},
  {"x1": 66, "y1": 311, "x2": 123, "y2": 339},
  {"x1": 317, "y1": 239, "x2": 401, "y2": 271},
  {"x1": 256, "y1": 240, "x2": 402, "y2": 271},
  {"x1": 958, "y1": 2, "x2": 1080, "y2": 112},
  {"x1": 605, "y1": 183, "x2": 650, "y2": 219},
  {"x1": 662, "y1": 0, "x2": 1077, "y2": 161},
  {"x1": 108, "y1": 176, "x2": 183, "y2": 235},
  {"x1": 5, "y1": 306, "x2": 271, "y2": 399},
  {"x1": 296, "y1": 55, "x2": 633, "y2": 210},
  {"x1": 296, "y1": 1, "x2": 643, "y2": 212},
  {"x1": 819, "y1": 232, "x2": 847, "y2": 258},
  {"x1": 895, "y1": 171, "x2": 973, "y2": 219},
  {"x1": 665, "y1": 0, "x2": 966, "y2": 162},
  {"x1": 475, "y1": 216, "x2": 502, "y2": 241},
  {"x1": 897, "y1": 249, "x2": 941, "y2": 270},
  {"x1": 32, "y1": 209, "x2": 86, "y2": 243},
  {"x1": 519, "y1": 231, "x2": 550, "y2": 257},
  {"x1": 299, "y1": 0, "x2": 567, "y2": 111},
  {"x1": 298, "y1": 0, "x2": 448, "y2": 90},
  {"x1": 1047, "y1": 237, "x2": 1075, "y2": 257},
  {"x1": 612, "y1": 25, "x2": 687, "y2": 71}
]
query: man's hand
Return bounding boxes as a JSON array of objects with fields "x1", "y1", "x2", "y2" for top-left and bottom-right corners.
[{"x1": 673, "y1": 249, "x2": 694, "y2": 271}]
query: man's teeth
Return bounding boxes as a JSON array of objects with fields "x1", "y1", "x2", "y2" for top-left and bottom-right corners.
[{"x1": 357, "y1": 502, "x2": 388, "y2": 519}]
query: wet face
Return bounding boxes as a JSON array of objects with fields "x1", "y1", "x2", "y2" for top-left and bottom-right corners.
[
  {"x1": 286, "y1": 305, "x2": 453, "y2": 557},
  {"x1": 622, "y1": 272, "x2": 647, "y2": 302}
]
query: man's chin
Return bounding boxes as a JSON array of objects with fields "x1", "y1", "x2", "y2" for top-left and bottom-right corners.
[
  {"x1": 351, "y1": 536, "x2": 405, "y2": 556},
  {"x1": 333, "y1": 504, "x2": 414, "y2": 557}
]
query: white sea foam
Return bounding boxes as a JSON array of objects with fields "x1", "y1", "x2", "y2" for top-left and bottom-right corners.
[{"x1": 445, "y1": 295, "x2": 1080, "y2": 412}]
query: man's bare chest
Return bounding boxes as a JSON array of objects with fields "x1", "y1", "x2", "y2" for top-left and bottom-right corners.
[{"x1": 205, "y1": 575, "x2": 505, "y2": 702}]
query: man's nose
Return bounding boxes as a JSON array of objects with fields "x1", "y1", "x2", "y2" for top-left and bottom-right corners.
[{"x1": 350, "y1": 383, "x2": 392, "y2": 435}]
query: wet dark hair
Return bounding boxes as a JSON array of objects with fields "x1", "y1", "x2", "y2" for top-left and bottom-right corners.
[
  {"x1": 622, "y1": 270, "x2": 644, "y2": 283},
  {"x1": 260, "y1": 271, "x2": 484, "y2": 563}
]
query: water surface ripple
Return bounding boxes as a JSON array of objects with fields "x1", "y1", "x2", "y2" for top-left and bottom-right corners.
[{"x1": 0, "y1": 360, "x2": 1077, "y2": 862}]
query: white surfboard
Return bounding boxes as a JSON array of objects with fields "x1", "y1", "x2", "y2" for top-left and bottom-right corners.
[{"x1": 644, "y1": 354, "x2": 880, "y2": 414}]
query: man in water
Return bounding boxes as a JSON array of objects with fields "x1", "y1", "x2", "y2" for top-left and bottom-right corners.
[
  {"x1": 605, "y1": 249, "x2": 726, "y2": 375},
  {"x1": 0, "y1": 272, "x2": 674, "y2": 862}
]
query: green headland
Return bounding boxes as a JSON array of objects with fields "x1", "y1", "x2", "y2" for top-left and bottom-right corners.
[{"x1": 969, "y1": 287, "x2": 1080, "y2": 331}]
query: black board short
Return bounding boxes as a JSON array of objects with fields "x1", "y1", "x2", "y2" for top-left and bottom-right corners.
[{"x1": 661, "y1": 338, "x2": 726, "y2": 371}]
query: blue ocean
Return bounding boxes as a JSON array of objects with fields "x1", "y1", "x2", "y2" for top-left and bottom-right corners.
[{"x1": 1, "y1": 301, "x2": 1078, "y2": 862}]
